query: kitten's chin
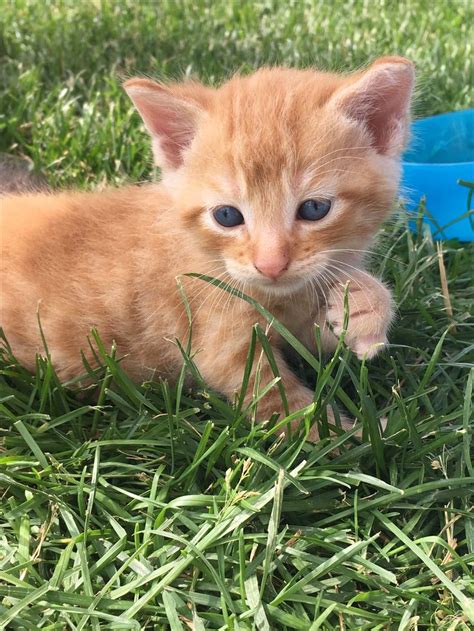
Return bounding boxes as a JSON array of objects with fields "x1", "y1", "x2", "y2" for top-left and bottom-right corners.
[
  {"x1": 224, "y1": 261, "x2": 313, "y2": 297},
  {"x1": 230, "y1": 273, "x2": 308, "y2": 297},
  {"x1": 258, "y1": 277, "x2": 308, "y2": 296}
]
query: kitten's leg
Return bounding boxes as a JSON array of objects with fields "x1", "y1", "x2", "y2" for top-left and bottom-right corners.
[
  {"x1": 323, "y1": 269, "x2": 394, "y2": 359},
  {"x1": 192, "y1": 328, "x2": 321, "y2": 440},
  {"x1": 301, "y1": 271, "x2": 392, "y2": 436}
]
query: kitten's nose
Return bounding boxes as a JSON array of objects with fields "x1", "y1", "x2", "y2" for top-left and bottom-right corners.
[{"x1": 254, "y1": 255, "x2": 289, "y2": 280}]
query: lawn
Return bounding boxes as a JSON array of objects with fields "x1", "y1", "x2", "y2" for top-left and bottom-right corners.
[{"x1": 0, "y1": 1, "x2": 473, "y2": 629}]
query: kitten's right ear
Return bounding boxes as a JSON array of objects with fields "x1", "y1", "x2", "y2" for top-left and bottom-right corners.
[{"x1": 124, "y1": 78, "x2": 208, "y2": 170}]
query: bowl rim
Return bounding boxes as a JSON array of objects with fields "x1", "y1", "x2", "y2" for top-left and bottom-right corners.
[
  {"x1": 412, "y1": 108, "x2": 474, "y2": 123},
  {"x1": 403, "y1": 159, "x2": 474, "y2": 167},
  {"x1": 403, "y1": 108, "x2": 474, "y2": 167}
]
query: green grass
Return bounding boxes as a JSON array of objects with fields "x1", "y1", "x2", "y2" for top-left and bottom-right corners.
[{"x1": 1, "y1": 1, "x2": 473, "y2": 629}]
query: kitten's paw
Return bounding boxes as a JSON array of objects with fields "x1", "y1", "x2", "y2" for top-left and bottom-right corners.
[
  {"x1": 353, "y1": 335, "x2": 388, "y2": 360},
  {"x1": 326, "y1": 276, "x2": 393, "y2": 361},
  {"x1": 287, "y1": 405, "x2": 354, "y2": 443},
  {"x1": 257, "y1": 389, "x2": 322, "y2": 443}
]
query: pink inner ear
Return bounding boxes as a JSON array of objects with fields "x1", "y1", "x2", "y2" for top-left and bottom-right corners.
[
  {"x1": 147, "y1": 103, "x2": 197, "y2": 169},
  {"x1": 124, "y1": 81, "x2": 200, "y2": 169},
  {"x1": 339, "y1": 62, "x2": 415, "y2": 155}
]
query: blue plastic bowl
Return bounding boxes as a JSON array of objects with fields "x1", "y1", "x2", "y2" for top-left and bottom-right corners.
[{"x1": 401, "y1": 109, "x2": 474, "y2": 241}]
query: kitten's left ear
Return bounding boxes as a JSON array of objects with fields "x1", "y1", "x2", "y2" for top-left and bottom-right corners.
[
  {"x1": 124, "y1": 78, "x2": 212, "y2": 170},
  {"x1": 330, "y1": 56, "x2": 415, "y2": 156}
]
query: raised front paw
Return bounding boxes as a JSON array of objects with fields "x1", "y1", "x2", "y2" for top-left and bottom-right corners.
[{"x1": 326, "y1": 278, "x2": 394, "y2": 360}]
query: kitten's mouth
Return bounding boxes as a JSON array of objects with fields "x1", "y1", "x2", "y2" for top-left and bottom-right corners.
[
  {"x1": 224, "y1": 261, "x2": 313, "y2": 296},
  {"x1": 232, "y1": 272, "x2": 309, "y2": 296}
]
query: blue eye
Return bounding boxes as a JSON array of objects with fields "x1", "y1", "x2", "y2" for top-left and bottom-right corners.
[
  {"x1": 213, "y1": 205, "x2": 244, "y2": 227},
  {"x1": 297, "y1": 199, "x2": 332, "y2": 221}
]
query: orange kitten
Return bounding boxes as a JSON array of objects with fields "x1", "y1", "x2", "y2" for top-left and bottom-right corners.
[{"x1": 0, "y1": 57, "x2": 414, "y2": 436}]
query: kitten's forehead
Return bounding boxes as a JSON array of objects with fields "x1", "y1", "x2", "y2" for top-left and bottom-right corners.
[
  {"x1": 223, "y1": 84, "x2": 296, "y2": 188},
  {"x1": 219, "y1": 67, "x2": 343, "y2": 112},
  {"x1": 212, "y1": 69, "x2": 351, "y2": 192}
]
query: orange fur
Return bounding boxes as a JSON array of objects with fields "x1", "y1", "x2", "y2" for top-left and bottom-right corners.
[{"x1": 1, "y1": 58, "x2": 414, "y2": 436}]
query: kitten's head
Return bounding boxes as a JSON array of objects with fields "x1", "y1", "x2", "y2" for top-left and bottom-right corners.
[{"x1": 125, "y1": 58, "x2": 414, "y2": 294}]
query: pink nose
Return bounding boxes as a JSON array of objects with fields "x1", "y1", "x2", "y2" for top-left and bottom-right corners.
[{"x1": 254, "y1": 255, "x2": 289, "y2": 280}]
